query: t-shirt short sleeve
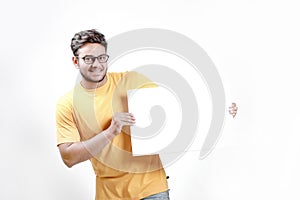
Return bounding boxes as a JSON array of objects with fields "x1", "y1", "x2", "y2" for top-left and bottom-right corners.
[
  {"x1": 124, "y1": 71, "x2": 158, "y2": 89},
  {"x1": 56, "y1": 94, "x2": 80, "y2": 145}
]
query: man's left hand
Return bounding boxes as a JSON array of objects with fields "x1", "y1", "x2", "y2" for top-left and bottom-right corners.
[{"x1": 229, "y1": 102, "x2": 238, "y2": 118}]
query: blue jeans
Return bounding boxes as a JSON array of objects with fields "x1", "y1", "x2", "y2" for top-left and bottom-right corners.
[{"x1": 141, "y1": 190, "x2": 170, "y2": 200}]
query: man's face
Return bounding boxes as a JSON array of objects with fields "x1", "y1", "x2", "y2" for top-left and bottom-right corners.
[{"x1": 73, "y1": 43, "x2": 108, "y2": 87}]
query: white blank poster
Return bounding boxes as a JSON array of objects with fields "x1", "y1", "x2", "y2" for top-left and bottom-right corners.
[{"x1": 127, "y1": 87, "x2": 182, "y2": 156}]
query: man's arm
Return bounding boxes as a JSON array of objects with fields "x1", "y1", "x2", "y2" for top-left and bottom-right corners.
[{"x1": 58, "y1": 112, "x2": 135, "y2": 168}]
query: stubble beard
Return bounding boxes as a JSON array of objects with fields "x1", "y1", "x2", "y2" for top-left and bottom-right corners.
[{"x1": 79, "y1": 66, "x2": 107, "y2": 83}]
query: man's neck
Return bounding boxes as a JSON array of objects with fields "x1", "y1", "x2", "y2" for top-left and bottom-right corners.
[{"x1": 80, "y1": 76, "x2": 107, "y2": 89}]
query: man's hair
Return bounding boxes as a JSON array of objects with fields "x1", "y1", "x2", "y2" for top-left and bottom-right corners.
[{"x1": 70, "y1": 29, "x2": 107, "y2": 56}]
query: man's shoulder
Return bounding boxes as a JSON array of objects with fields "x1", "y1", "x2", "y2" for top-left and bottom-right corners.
[
  {"x1": 56, "y1": 88, "x2": 74, "y2": 107},
  {"x1": 108, "y1": 71, "x2": 156, "y2": 89},
  {"x1": 107, "y1": 71, "x2": 132, "y2": 85},
  {"x1": 107, "y1": 71, "x2": 128, "y2": 79},
  {"x1": 108, "y1": 71, "x2": 147, "y2": 81}
]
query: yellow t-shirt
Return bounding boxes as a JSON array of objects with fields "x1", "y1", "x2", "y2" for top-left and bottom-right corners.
[{"x1": 56, "y1": 72, "x2": 168, "y2": 200}]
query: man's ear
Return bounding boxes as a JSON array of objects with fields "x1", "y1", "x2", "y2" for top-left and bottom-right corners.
[{"x1": 72, "y1": 56, "x2": 79, "y2": 69}]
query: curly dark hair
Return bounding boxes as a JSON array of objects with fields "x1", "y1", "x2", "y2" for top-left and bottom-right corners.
[{"x1": 70, "y1": 29, "x2": 107, "y2": 56}]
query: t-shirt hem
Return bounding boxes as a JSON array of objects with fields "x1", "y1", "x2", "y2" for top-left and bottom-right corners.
[{"x1": 96, "y1": 188, "x2": 169, "y2": 200}]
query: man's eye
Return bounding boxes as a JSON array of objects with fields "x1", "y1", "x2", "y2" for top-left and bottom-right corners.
[{"x1": 85, "y1": 57, "x2": 93, "y2": 62}]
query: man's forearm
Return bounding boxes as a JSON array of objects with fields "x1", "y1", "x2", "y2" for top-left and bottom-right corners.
[
  {"x1": 81, "y1": 129, "x2": 115, "y2": 158},
  {"x1": 59, "y1": 129, "x2": 116, "y2": 168}
]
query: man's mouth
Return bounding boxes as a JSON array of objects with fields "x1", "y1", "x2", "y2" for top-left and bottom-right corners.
[{"x1": 89, "y1": 69, "x2": 103, "y2": 74}]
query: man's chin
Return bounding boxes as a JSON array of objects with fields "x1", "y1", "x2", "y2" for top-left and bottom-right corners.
[
  {"x1": 81, "y1": 71, "x2": 107, "y2": 84},
  {"x1": 97, "y1": 74, "x2": 106, "y2": 83},
  {"x1": 88, "y1": 74, "x2": 106, "y2": 83}
]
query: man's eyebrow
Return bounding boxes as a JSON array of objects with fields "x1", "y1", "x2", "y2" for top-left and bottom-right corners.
[
  {"x1": 82, "y1": 54, "x2": 104, "y2": 57},
  {"x1": 82, "y1": 54, "x2": 94, "y2": 57}
]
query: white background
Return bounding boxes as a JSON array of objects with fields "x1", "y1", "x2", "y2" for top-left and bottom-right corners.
[{"x1": 1, "y1": 0, "x2": 300, "y2": 199}]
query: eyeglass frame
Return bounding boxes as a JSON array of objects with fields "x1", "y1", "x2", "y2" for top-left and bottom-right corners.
[{"x1": 76, "y1": 54, "x2": 110, "y2": 64}]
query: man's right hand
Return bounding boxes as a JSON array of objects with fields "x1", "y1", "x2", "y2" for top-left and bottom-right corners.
[{"x1": 107, "y1": 112, "x2": 136, "y2": 136}]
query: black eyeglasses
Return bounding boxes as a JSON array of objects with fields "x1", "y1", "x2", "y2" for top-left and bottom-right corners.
[{"x1": 77, "y1": 54, "x2": 109, "y2": 64}]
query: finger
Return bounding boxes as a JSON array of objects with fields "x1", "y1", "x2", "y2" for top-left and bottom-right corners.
[
  {"x1": 229, "y1": 105, "x2": 237, "y2": 109},
  {"x1": 123, "y1": 121, "x2": 136, "y2": 126},
  {"x1": 229, "y1": 109, "x2": 237, "y2": 114},
  {"x1": 128, "y1": 113, "x2": 135, "y2": 120},
  {"x1": 120, "y1": 116, "x2": 136, "y2": 124},
  {"x1": 115, "y1": 113, "x2": 133, "y2": 120},
  {"x1": 126, "y1": 117, "x2": 136, "y2": 123},
  {"x1": 125, "y1": 113, "x2": 136, "y2": 120},
  {"x1": 117, "y1": 112, "x2": 135, "y2": 118},
  {"x1": 229, "y1": 110, "x2": 237, "y2": 115},
  {"x1": 124, "y1": 113, "x2": 135, "y2": 122},
  {"x1": 231, "y1": 107, "x2": 238, "y2": 111},
  {"x1": 128, "y1": 112, "x2": 135, "y2": 116}
]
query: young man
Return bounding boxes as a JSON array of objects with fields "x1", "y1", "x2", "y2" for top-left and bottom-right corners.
[{"x1": 56, "y1": 29, "x2": 169, "y2": 200}]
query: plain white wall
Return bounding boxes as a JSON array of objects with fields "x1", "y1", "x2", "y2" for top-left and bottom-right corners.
[{"x1": 1, "y1": 0, "x2": 300, "y2": 199}]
